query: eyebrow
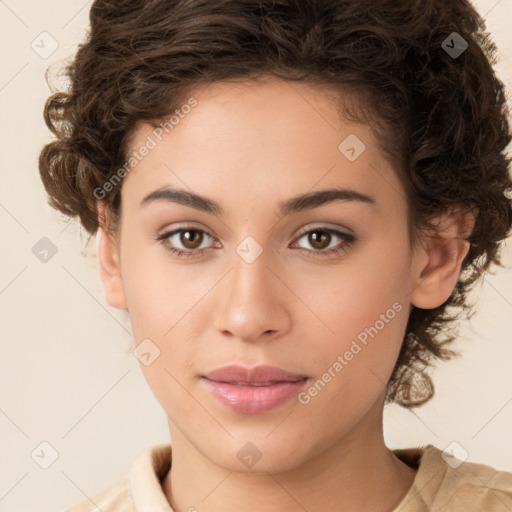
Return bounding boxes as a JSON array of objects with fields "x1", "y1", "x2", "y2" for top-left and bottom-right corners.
[{"x1": 140, "y1": 186, "x2": 376, "y2": 216}]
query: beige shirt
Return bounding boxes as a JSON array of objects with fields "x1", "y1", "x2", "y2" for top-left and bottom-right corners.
[{"x1": 65, "y1": 443, "x2": 512, "y2": 511}]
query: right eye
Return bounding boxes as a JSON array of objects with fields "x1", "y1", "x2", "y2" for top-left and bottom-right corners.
[{"x1": 156, "y1": 226, "x2": 219, "y2": 258}]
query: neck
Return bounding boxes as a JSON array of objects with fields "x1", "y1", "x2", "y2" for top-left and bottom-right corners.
[{"x1": 162, "y1": 398, "x2": 417, "y2": 512}]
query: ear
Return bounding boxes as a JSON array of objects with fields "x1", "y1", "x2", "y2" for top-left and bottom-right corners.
[
  {"x1": 409, "y1": 208, "x2": 476, "y2": 309},
  {"x1": 96, "y1": 203, "x2": 127, "y2": 310}
]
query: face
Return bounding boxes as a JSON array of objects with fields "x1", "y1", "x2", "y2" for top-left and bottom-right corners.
[{"x1": 97, "y1": 77, "x2": 469, "y2": 473}]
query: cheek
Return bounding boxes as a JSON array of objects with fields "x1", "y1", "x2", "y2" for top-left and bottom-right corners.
[
  {"x1": 138, "y1": 342, "x2": 197, "y2": 416},
  {"x1": 119, "y1": 237, "x2": 199, "y2": 338},
  {"x1": 304, "y1": 239, "x2": 409, "y2": 337},
  {"x1": 119, "y1": 239, "x2": 207, "y2": 406},
  {"x1": 295, "y1": 238, "x2": 410, "y2": 389}
]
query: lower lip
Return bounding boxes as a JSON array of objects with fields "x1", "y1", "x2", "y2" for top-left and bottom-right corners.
[{"x1": 201, "y1": 378, "x2": 308, "y2": 414}]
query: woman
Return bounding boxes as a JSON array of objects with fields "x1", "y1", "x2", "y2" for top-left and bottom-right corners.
[{"x1": 39, "y1": 0, "x2": 512, "y2": 510}]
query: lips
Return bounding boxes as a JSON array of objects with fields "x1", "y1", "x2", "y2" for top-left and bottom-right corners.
[
  {"x1": 201, "y1": 365, "x2": 309, "y2": 414},
  {"x1": 203, "y1": 364, "x2": 308, "y2": 384}
]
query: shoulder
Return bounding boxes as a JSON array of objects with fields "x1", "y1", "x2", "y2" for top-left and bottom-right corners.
[
  {"x1": 393, "y1": 444, "x2": 512, "y2": 511},
  {"x1": 65, "y1": 478, "x2": 133, "y2": 512},
  {"x1": 64, "y1": 443, "x2": 173, "y2": 512},
  {"x1": 431, "y1": 447, "x2": 512, "y2": 510}
]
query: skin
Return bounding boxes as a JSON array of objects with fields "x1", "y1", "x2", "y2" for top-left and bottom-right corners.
[{"x1": 97, "y1": 77, "x2": 474, "y2": 512}]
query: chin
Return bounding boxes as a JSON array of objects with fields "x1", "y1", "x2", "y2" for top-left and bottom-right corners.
[{"x1": 203, "y1": 437, "x2": 314, "y2": 475}]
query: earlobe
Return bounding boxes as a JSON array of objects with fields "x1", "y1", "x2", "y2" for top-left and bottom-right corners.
[
  {"x1": 96, "y1": 220, "x2": 128, "y2": 311},
  {"x1": 410, "y1": 209, "x2": 475, "y2": 310}
]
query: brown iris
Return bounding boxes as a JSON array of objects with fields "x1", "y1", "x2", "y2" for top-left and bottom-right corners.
[
  {"x1": 307, "y1": 230, "x2": 332, "y2": 250},
  {"x1": 179, "y1": 229, "x2": 204, "y2": 249}
]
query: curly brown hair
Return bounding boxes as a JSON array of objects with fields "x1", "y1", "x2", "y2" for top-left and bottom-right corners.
[{"x1": 39, "y1": 0, "x2": 512, "y2": 408}]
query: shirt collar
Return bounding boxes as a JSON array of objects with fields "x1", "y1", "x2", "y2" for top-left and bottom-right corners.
[{"x1": 129, "y1": 442, "x2": 174, "y2": 511}]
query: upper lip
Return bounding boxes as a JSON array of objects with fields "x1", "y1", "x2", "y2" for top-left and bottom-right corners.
[{"x1": 202, "y1": 365, "x2": 309, "y2": 384}]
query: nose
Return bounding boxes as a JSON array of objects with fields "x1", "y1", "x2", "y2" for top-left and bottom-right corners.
[{"x1": 213, "y1": 246, "x2": 292, "y2": 343}]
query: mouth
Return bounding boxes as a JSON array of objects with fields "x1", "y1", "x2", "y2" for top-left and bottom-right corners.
[
  {"x1": 201, "y1": 365, "x2": 309, "y2": 414},
  {"x1": 203, "y1": 364, "x2": 309, "y2": 384}
]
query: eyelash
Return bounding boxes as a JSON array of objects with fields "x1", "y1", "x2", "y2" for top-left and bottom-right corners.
[{"x1": 156, "y1": 225, "x2": 356, "y2": 259}]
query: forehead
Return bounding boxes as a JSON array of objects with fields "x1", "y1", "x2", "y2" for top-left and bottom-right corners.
[{"x1": 121, "y1": 78, "x2": 405, "y2": 219}]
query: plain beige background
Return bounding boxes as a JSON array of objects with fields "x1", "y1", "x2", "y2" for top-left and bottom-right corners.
[{"x1": 0, "y1": 1, "x2": 511, "y2": 510}]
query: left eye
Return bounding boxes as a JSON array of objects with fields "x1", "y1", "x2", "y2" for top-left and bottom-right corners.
[{"x1": 292, "y1": 227, "x2": 355, "y2": 254}]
